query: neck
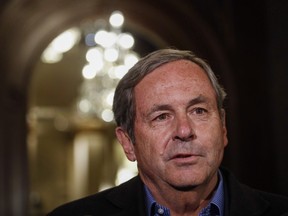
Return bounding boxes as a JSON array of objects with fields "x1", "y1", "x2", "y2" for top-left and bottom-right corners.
[{"x1": 141, "y1": 173, "x2": 218, "y2": 216}]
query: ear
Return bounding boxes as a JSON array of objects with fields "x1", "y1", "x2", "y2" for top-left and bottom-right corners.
[
  {"x1": 115, "y1": 127, "x2": 137, "y2": 161},
  {"x1": 220, "y1": 109, "x2": 228, "y2": 147}
]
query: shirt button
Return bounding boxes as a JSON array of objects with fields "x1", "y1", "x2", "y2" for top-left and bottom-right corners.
[{"x1": 157, "y1": 208, "x2": 164, "y2": 214}]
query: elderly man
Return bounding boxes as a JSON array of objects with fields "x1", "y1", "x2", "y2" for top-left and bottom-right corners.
[{"x1": 48, "y1": 49, "x2": 288, "y2": 216}]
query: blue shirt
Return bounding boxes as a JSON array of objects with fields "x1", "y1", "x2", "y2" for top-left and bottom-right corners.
[{"x1": 144, "y1": 171, "x2": 224, "y2": 216}]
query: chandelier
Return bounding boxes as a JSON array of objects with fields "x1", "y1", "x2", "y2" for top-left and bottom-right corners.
[
  {"x1": 76, "y1": 11, "x2": 139, "y2": 122},
  {"x1": 40, "y1": 11, "x2": 139, "y2": 124}
]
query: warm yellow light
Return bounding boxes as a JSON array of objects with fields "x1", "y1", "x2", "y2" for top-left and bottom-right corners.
[
  {"x1": 78, "y1": 99, "x2": 91, "y2": 113},
  {"x1": 106, "y1": 91, "x2": 115, "y2": 106},
  {"x1": 95, "y1": 30, "x2": 117, "y2": 48},
  {"x1": 77, "y1": 12, "x2": 140, "y2": 120},
  {"x1": 104, "y1": 48, "x2": 119, "y2": 62},
  {"x1": 118, "y1": 33, "x2": 134, "y2": 49},
  {"x1": 124, "y1": 53, "x2": 139, "y2": 68},
  {"x1": 109, "y1": 11, "x2": 124, "y2": 28},
  {"x1": 82, "y1": 64, "x2": 97, "y2": 79},
  {"x1": 86, "y1": 47, "x2": 103, "y2": 63},
  {"x1": 41, "y1": 46, "x2": 63, "y2": 63},
  {"x1": 51, "y1": 28, "x2": 80, "y2": 53},
  {"x1": 101, "y1": 109, "x2": 114, "y2": 122},
  {"x1": 41, "y1": 28, "x2": 80, "y2": 64},
  {"x1": 114, "y1": 65, "x2": 129, "y2": 79}
]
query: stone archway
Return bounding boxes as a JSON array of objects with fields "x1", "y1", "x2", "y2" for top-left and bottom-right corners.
[{"x1": 0, "y1": 1, "x2": 235, "y2": 215}]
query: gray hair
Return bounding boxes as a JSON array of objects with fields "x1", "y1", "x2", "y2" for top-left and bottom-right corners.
[{"x1": 112, "y1": 48, "x2": 227, "y2": 144}]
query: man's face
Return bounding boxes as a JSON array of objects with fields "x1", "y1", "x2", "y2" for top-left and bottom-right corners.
[{"x1": 117, "y1": 59, "x2": 228, "y2": 190}]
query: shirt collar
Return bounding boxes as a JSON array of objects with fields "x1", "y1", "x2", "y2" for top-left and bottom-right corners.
[
  {"x1": 144, "y1": 170, "x2": 225, "y2": 216},
  {"x1": 144, "y1": 184, "x2": 158, "y2": 216},
  {"x1": 209, "y1": 170, "x2": 224, "y2": 216}
]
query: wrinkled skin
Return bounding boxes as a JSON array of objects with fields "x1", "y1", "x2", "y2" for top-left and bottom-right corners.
[{"x1": 116, "y1": 60, "x2": 228, "y2": 214}]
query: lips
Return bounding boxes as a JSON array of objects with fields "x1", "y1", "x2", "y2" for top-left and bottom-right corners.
[
  {"x1": 172, "y1": 153, "x2": 193, "y2": 159},
  {"x1": 168, "y1": 153, "x2": 202, "y2": 165}
]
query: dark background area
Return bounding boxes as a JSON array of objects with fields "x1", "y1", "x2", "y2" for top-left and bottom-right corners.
[{"x1": 0, "y1": 0, "x2": 288, "y2": 215}]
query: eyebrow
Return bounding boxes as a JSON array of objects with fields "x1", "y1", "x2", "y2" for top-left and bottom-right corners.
[{"x1": 187, "y1": 95, "x2": 209, "y2": 107}]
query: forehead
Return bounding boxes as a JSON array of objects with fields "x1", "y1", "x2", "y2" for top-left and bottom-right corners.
[
  {"x1": 135, "y1": 60, "x2": 212, "y2": 91},
  {"x1": 134, "y1": 60, "x2": 216, "y2": 105}
]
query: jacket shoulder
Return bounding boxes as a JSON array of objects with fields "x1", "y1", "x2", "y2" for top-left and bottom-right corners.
[
  {"x1": 220, "y1": 167, "x2": 288, "y2": 215},
  {"x1": 47, "y1": 176, "x2": 144, "y2": 216},
  {"x1": 256, "y1": 189, "x2": 288, "y2": 209}
]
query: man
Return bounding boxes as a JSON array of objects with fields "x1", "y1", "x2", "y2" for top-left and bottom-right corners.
[{"x1": 48, "y1": 49, "x2": 288, "y2": 215}]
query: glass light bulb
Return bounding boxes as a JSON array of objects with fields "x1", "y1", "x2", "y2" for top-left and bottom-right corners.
[{"x1": 109, "y1": 11, "x2": 124, "y2": 28}]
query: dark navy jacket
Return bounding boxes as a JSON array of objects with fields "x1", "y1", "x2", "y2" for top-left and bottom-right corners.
[{"x1": 48, "y1": 168, "x2": 288, "y2": 216}]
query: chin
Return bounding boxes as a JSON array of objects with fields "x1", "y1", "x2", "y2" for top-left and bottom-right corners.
[
  {"x1": 166, "y1": 171, "x2": 207, "y2": 190},
  {"x1": 167, "y1": 176, "x2": 202, "y2": 191}
]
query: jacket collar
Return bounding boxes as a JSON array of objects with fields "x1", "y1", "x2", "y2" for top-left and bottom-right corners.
[
  {"x1": 220, "y1": 167, "x2": 270, "y2": 216},
  {"x1": 105, "y1": 176, "x2": 146, "y2": 216}
]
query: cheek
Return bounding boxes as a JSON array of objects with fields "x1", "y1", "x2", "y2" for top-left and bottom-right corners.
[
  {"x1": 134, "y1": 127, "x2": 156, "y2": 156},
  {"x1": 134, "y1": 125, "x2": 170, "y2": 160},
  {"x1": 197, "y1": 122, "x2": 226, "y2": 152},
  {"x1": 206, "y1": 134, "x2": 226, "y2": 165}
]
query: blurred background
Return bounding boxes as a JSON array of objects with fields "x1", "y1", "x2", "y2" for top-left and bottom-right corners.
[{"x1": 0, "y1": 0, "x2": 287, "y2": 215}]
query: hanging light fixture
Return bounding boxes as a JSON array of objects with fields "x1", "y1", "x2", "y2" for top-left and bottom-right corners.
[{"x1": 76, "y1": 11, "x2": 140, "y2": 122}]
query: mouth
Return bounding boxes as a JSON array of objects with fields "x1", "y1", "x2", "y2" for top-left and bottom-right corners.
[
  {"x1": 169, "y1": 153, "x2": 201, "y2": 164},
  {"x1": 172, "y1": 153, "x2": 193, "y2": 159}
]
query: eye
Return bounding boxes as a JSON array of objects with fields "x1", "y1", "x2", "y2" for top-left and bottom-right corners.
[
  {"x1": 193, "y1": 107, "x2": 207, "y2": 115},
  {"x1": 154, "y1": 113, "x2": 170, "y2": 121}
]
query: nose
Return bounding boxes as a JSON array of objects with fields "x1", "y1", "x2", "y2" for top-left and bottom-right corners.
[{"x1": 173, "y1": 114, "x2": 196, "y2": 142}]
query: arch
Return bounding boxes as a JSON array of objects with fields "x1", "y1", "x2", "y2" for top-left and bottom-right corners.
[{"x1": 0, "y1": 0, "x2": 236, "y2": 215}]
